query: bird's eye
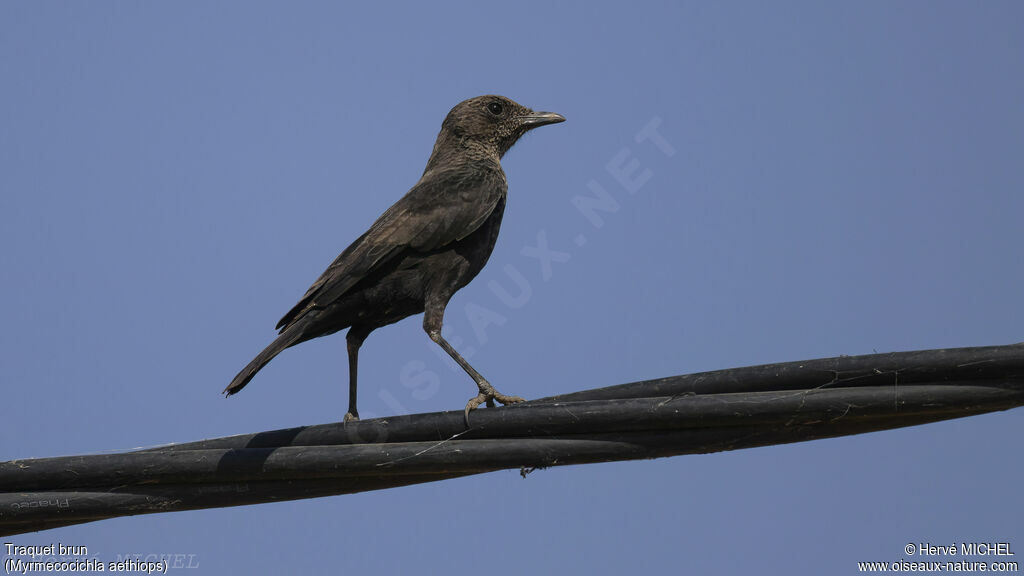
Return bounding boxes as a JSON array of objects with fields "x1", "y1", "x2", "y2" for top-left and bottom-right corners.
[{"x1": 487, "y1": 102, "x2": 504, "y2": 116}]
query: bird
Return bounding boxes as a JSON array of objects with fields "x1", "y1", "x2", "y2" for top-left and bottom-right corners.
[{"x1": 224, "y1": 95, "x2": 565, "y2": 424}]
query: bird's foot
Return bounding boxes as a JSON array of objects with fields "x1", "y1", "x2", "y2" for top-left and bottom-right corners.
[
  {"x1": 344, "y1": 411, "x2": 360, "y2": 423},
  {"x1": 463, "y1": 381, "x2": 525, "y2": 426}
]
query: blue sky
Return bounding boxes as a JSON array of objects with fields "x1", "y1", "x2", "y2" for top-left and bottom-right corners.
[{"x1": 2, "y1": 2, "x2": 1022, "y2": 574}]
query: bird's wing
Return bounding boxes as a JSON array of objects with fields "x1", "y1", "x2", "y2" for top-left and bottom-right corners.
[{"x1": 275, "y1": 167, "x2": 506, "y2": 331}]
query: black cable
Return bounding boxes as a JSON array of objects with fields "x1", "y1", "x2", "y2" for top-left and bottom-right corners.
[{"x1": 2, "y1": 343, "x2": 1022, "y2": 536}]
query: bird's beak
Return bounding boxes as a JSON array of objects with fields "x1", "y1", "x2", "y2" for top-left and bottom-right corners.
[{"x1": 519, "y1": 111, "x2": 566, "y2": 128}]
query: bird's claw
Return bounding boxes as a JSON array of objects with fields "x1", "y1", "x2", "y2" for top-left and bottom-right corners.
[
  {"x1": 343, "y1": 412, "x2": 360, "y2": 423},
  {"x1": 463, "y1": 382, "x2": 525, "y2": 426}
]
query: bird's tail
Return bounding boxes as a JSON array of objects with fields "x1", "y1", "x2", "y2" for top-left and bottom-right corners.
[{"x1": 223, "y1": 328, "x2": 306, "y2": 396}]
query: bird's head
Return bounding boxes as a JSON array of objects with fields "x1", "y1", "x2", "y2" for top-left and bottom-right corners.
[{"x1": 432, "y1": 95, "x2": 565, "y2": 164}]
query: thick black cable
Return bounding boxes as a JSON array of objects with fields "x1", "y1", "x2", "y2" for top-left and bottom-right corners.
[{"x1": 2, "y1": 344, "x2": 1022, "y2": 536}]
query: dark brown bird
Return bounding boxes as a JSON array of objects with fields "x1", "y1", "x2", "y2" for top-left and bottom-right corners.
[{"x1": 224, "y1": 95, "x2": 564, "y2": 423}]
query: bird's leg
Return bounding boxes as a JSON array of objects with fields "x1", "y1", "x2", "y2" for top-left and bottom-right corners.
[
  {"x1": 431, "y1": 330, "x2": 525, "y2": 421},
  {"x1": 344, "y1": 327, "x2": 369, "y2": 423},
  {"x1": 423, "y1": 311, "x2": 524, "y2": 425}
]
